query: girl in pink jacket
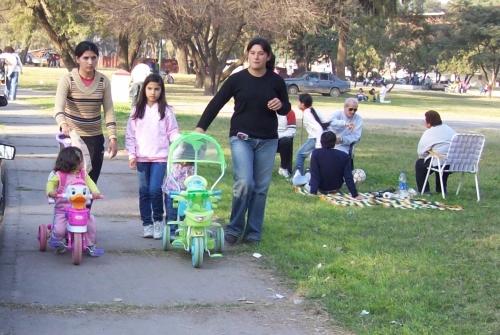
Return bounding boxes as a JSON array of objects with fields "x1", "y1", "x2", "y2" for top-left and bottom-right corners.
[{"x1": 125, "y1": 74, "x2": 180, "y2": 239}]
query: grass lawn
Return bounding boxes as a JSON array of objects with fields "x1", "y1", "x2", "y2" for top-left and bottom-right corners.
[{"x1": 15, "y1": 67, "x2": 500, "y2": 335}]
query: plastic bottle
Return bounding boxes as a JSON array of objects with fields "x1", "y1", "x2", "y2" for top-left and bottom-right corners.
[{"x1": 398, "y1": 171, "x2": 409, "y2": 198}]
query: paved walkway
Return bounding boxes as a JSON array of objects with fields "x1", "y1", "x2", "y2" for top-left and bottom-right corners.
[{"x1": 0, "y1": 98, "x2": 348, "y2": 335}]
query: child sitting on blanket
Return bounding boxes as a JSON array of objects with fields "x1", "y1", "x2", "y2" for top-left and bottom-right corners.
[{"x1": 308, "y1": 131, "x2": 362, "y2": 199}]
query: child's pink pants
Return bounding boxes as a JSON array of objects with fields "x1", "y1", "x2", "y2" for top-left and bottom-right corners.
[{"x1": 52, "y1": 210, "x2": 97, "y2": 245}]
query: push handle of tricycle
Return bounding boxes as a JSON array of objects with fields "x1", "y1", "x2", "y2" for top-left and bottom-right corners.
[
  {"x1": 56, "y1": 133, "x2": 72, "y2": 148},
  {"x1": 169, "y1": 190, "x2": 181, "y2": 197},
  {"x1": 55, "y1": 193, "x2": 103, "y2": 200},
  {"x1": 47, "y1": 193, "x2": 104, "y2": 203}
]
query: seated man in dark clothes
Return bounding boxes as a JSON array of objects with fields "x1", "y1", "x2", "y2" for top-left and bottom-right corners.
[{"x1": 308, "y1": 131, "x2": 362, "y2": 199}]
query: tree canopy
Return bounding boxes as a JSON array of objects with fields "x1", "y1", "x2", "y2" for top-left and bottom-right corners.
[{"x1": 0, "y1": 0, "x2": 498, "y2": 95}]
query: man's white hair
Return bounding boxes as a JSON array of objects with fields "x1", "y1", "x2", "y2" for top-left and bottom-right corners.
[{"x1": 344, "y1": 97, "x2": 358, "y2": 107}]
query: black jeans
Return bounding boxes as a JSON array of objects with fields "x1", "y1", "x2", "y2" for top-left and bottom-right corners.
[
  {"x1": 81, "y1": 134, "x2": 105, "y2": 184},
  {"x1": 277, "y1": 136, "x2": 294, "y2": 174},
  {"x1": 415, "y1": 158, "x2": 451, "y2": 193}
]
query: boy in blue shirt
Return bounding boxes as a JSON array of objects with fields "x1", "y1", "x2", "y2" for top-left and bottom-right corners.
[{"x1": 309, "y1": 131, "x2": 362, "y2": 199}]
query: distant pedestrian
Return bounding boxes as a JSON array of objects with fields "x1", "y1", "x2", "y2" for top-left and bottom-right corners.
[
  {"x1": 126, "y1": 74, "x2": 180, "y2": 239},
  {"x1": 129, "y1": 60, "x2": 152, "y2": 106},
  {"x1": 379, "y1": 83, "x2": 391, "y2": 103},
  {"x1": 368, "y1": 88, "x2": 377, "y2": 102},
  {"x1": 479, "y1": 84, "x2": 488, "y2": 95},
  {"x1": 0, "y1": 46, "x2": 23, "y2": 100},
  {"x1": 356, "y1": 88, "x2": 368, "y2": 102}
]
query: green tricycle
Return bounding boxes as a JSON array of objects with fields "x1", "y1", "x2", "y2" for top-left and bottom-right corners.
[{"x1": 161, "y1": 132, "x2": 226, "y2": 268}]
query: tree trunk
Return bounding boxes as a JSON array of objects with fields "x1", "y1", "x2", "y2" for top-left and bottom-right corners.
[
  {"x1": 128, "y1": 38, "x2": 143, "y2": 71},
  {"x1": 176, "y1": 46, "x2": 189, "y2": 74},
  {"x1": 20, "y1": 41, "x2": 31, "y2": 65},
  {"x1": 335, "y1": 22, "x2": 348, "y2": 80},
  {"x1": 195, "y1": 73, "x2": 204, "y2": 88},
  {"x1": 188, "y1": 43, "x2": 205, "y2": 88},
  {"x1": 295, "y1": 56, "x2": 307, "y2": 76},
  {"x1": 29, "y1": 2, "x2": 76, "y2": 70},
  {"x1": 484, "y1": 64, "x2": 498, "y2": 99},
  {"x1": 203, "y1": 75, "x2": 214, "y2": 95},
  {"x1": 117, "y1": 32, "x2": 130, "y2": 71},
  {"x1": 20, "y1": 20, "x2": 35, "y2": 64},
  {"x1": 465, "y1": 74, "x2": 473, "y2": 85}
]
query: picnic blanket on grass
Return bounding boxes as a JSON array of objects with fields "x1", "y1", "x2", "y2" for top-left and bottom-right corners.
[{"x1": 294, "y1": 186, "x2": 463, "y2": 211}]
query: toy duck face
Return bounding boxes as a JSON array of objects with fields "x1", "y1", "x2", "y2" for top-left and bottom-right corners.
[{"x1": 65, "y1": 184, "x2": 89, "y2": 210}]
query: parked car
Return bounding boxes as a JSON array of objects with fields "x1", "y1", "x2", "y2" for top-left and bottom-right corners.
[
  {"x1": 394, "y1": 78, "x2": 409, "y2": 85},
  {"x1": 430, "y1": 80, "x2": 451, "y2": 91},
  {"x1": 0, "y1": 143, "x2": 16, "y2": 215},
  {"x1": 27, "y1": 49, "x2": 61, "y2": 67},
  {"x1": 284, "y1": 72, "x2": 350, "y2": 97}
]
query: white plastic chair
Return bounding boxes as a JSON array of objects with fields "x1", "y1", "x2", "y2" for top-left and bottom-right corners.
[{"x1": 422, "y1": 133, "x2": 485, "y2": 201}]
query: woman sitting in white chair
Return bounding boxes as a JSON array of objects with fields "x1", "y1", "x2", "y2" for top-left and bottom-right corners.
[{"x1": 415, "y1": 110, "x2": 456, "y2": 194}]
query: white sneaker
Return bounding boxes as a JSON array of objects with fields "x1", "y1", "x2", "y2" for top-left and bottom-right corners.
[
  {"x1": 153, "y1": 221, "x2": 163, "y2": 239},
  {"x1": 304, "y1": 172, "x2": 311, "y2": 182},
  {"x1": 292, "y1": 170, "x2": 309, "y2": 186},
  {"x1": 293, "y1": 169, "x2": 301, "y2": 179},
  {"x1": 143, "y1": 225, "x2": 154, "y2": 238},
  {"x1": 278, "y1": 168, "x2": 290, "y2": 178}
]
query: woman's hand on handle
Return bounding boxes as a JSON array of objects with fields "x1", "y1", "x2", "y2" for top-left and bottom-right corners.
[
  {"x1": 108, "y1": 138, "x2": 118, "y2": 158},
  {"x1": 194, "y1": 127, "x2": 206, "y2": 134},
  {"x1": 60, "y1": 123, "x2": 70, "y2": 136}
]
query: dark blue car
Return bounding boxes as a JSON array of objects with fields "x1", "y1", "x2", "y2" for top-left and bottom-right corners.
[{"x1": 284, "y1": 72, "x2": 351, "y2": 97}]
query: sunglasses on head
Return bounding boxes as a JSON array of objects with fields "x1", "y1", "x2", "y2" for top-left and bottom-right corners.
[{"x1": 348, "y1": 107, "x2": 358, "y2": 112}]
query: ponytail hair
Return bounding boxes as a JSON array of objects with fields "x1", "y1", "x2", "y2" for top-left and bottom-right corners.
[{"x1": 267, "y1": 53, "x2": 276, "y2": 71}]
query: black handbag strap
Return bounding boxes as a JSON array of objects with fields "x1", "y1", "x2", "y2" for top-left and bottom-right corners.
[{"x1": 310, "y1": 107, "x2": 328, "y2": 130}]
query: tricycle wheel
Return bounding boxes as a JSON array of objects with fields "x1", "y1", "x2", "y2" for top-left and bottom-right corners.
[
  {"x1": 38, "y1": 224, "x2": 48, "y2": 252},
  {"x1": 162, "y1": 225, "x2": 172, "y2": 251},
  {"x1": 214, "y1": 227, "x2": 224, "y2": 253},
  {"x1": 191, "y1": 237, "x2": 204, "y2": 268},
  {"x1": 72, "y1": 233, "x2": 82, "y2": 265}
]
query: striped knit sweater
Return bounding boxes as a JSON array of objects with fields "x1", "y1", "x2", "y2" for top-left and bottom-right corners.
[{"x1": 54, "y1": 68, "x2": 117, "y2": 139}]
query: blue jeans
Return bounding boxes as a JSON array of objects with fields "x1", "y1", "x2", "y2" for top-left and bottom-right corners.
[
  {"x1": 136, "y1": 162, "x2": 166, "y2": 226},
  {"x1": 226, "y1": 136, "x2": 278, "y2": 241},
  {"x1": 294, "y1": 138, "x2": 316, "y2": 175},
  {"x1": 6, "y1": 72, "x2": 19, "y2": 100},
  {"x1": 164, "y1": 195, "x2": 176, "y2": 235}
]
